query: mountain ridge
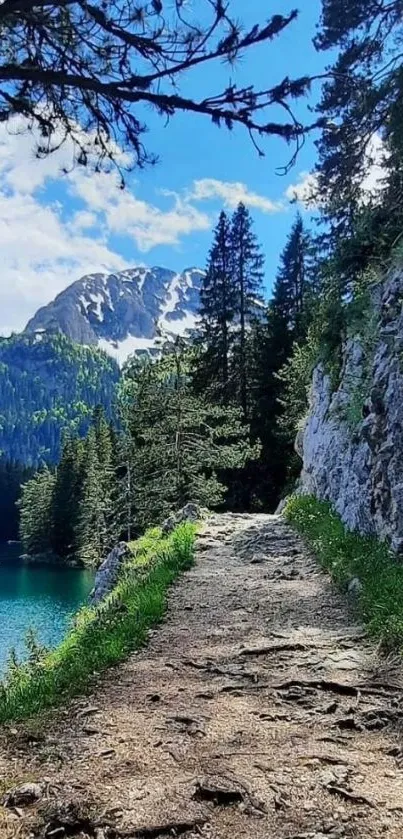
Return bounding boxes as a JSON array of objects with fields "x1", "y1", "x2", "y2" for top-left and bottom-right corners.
[{"x1": 24, "y1": 265, "x2": 205, "y2": 364}]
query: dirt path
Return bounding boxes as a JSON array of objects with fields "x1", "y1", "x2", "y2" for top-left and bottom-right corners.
[{"x1": 2, "y1": 513, "x2": 403, "y2": 839}]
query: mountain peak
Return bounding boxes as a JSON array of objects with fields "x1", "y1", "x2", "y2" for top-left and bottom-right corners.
[{"x1": 24, "y1": 265, "x2": 204, "y2": 364}]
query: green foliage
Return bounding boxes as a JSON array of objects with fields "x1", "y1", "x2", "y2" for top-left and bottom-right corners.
[
  {"x1": 271, "y1": 213, "x2": 315, "y2": 339},
  {"x1": 195, "y1": 203, "x2": 264, "y2": 418},
  {"x1": 230, "y1": 202, "x2": 265, "y2": 420},
  {"x1": 243, "y1": 214, "x2": 316, "y2": 507},
  {"x1": 285, "y1": 495, "x2": 403, "y2": 652},
  {"x1": 277, "y1": 336, "x2": 318, "y2": 441},
  {"x1": 313, "y1": 0, "x2": 403, "y2": 288},
  {"x1": 0, "y1": 459, "x2": 33, "y2": 540},
  {"x1": 0, "y1": 523, "x2": 196, "y2": 722},
  {"x1": 196, "y1": 210, "x2": 235, "y2": 402},
  {"x1": 19, "y1": 407, "x2": 118, "y2": 565},
  {"x1": 0, "y1": 333, "x2": 119, "y2": 466},
  {"x1": 121, "y1": 342, "x2": 259, "y2": 529},
  {"x1": 18, "y1": 468, "x2": 56, "y2": 556}
]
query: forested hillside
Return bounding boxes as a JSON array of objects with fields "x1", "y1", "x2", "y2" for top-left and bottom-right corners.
[{"x1": 0, "y1": 333, "x2": 119, "y2": 466}]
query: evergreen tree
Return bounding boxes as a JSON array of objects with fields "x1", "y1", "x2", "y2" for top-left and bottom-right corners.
[
  {"x1": 246, "y1": 215, "x2": 315, "y2": 506},
  {"x1": 271, "y1": 213, "x2": 313, "y2": 340},
  {"x1": 230, "y1": 203, "x2": 265, "y2": 421},
  {"x1": 51, "y1": 436, "x2": 84, "y2": 558},
  {"x1": 121, "y1": 342, "x2": 259, "y2": 529},
  {"x1": 19, "y1": 469, "x2": 56, "y2": 556},
  {"x1": 313, "y1": 0, "x2": 403, "y2": 283},
  {"x1": 92, "y1": 405, "x2": 116, "y2": 547},
  {"x1": 195, "y1": 211, "x2": 236, "y2": 402},
  {"x1": 110, "y1": 429, "x2": 136, "y2": 543},
  {"x1": 0, "y1": 459, "x2": 33, "y2": 542},
  {"x1": 76, "y1": 427, "x2": 109, "y2": 566}
]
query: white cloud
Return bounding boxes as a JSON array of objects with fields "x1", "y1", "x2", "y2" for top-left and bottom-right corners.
[
  {"x1": 285, "y1": 171, "x2": 319, "y2": 207},
  {"x1": 0, "y1": 125, "x2": 212, "y2": 334},
  {"x1": 0, "y1": 190, "x2": 128, "y2": 335},
  {"x1": 72, "y1": 171, "x2": 211, "y2": 251},
  {"x1": 189, "y1": 178, "x2": 283, "y2": 213},
  {"x1": 0, "y1": 119, "x2": 286, "y2": 335}
]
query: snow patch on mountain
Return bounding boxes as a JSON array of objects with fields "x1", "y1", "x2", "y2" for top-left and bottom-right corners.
[
  {"x1": 24, "y1": 265, "x2": 204, "y2": 364},
  {"x1": 98, "y1": 335, "x2": 159, "y2": 363}
]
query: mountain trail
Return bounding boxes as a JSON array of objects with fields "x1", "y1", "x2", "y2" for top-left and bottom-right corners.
[{"x1": 2, "y1": 513, "x2": 403, "y2": 838}]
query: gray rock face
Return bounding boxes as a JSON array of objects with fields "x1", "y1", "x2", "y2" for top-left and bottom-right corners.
[
  {"x1": 90, "y1": 542, "x2": 129, "y2": 604},
  {"x1": 24, "y1": 266, "x2": 204, "y2": 364},
  {"x1": 299, "y1": 267, "x2": 403, "y2": 552},
  {"x1": 162, "y1": 503, "x2": 202, "y2": 534}
]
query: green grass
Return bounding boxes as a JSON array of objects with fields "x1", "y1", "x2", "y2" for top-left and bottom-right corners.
[
  {"x1": 285, "y1": 495, "x2": 403, "y2": 652},
  {"x1": 0, "y1": 523, "x2": 196, "y2": 723}
]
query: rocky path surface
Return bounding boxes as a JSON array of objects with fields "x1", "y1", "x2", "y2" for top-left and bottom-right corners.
[{"x1": 2, "y1": 513, "x2": 403, "y2": 839}]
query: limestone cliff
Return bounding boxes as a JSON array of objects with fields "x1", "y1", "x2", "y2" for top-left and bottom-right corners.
[{"x1": 299, "y1": 268, "x2": 403, "y2": 552}]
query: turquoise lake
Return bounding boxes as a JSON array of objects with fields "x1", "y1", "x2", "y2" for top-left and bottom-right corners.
[{"x1": 0, "y1": 544, "x2": 94, "y2": 674}]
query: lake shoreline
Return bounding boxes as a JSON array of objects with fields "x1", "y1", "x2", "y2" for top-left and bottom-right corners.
[
  {"x1": 0, "y1": 542, "x2": 88, "y2": 569},
  {"x1": 0, "y1": 543, "x2": 95, "y2": 675}
]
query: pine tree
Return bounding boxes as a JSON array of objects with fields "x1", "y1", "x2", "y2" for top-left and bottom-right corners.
[
  {"x1": 19, "y1": 468, "x2": 56, "y2": 556},
  {"x1": 92, "y1": 405, "x2": 116, "y2": 546},
  {"x1": 110, "y1": 429, "x2": 136, "y2": 543},
  {"x1": 51, "y1": 436, "x2": 84, "y2": 559},
  {"x1": 121, "y1": 342, "x2": 259, "y2": 529},
  {"x1": 76, "y1": 427, "x2": 109, "y2": 566},
  {"x1": 230, "y1": 203, "x2": 265, "y2": 421},
  {"x1": 313, "y1": 0, "x2": 403, "y2": 282},
  {"x1": 271, "y1": 213, "x2": 313, "y2": 340},
  {"x1": 246, "y1": 216, "x2": 314, "y2": 506},
  {"x1": 195, "y1": 211, "x2": 236, "y2": 402}
]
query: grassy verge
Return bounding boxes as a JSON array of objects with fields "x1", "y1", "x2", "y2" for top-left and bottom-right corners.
[
  {"x1": 285, "y1": 495, "x2": 403, "y2": 652},
  {"x1": 0, "y1": 522, "x2": 196, "y2": 723}
]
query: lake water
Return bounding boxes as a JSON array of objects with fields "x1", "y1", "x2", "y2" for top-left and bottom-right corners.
[{"x1": 0, "y1": 543, "x2": 94, "y2": 674}]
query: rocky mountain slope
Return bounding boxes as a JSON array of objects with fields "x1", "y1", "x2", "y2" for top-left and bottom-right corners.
[
  {"x1": 24, "y1": 266, "x2": 204, "y2": 364},
  {"x1": 299, "y1": 266, "x2": 403, "y2": 552}
]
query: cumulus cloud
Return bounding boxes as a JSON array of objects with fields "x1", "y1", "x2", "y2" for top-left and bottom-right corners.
[
  {"x1": 189, "y1": 178, "x2": 283, "y2": 213},
  {"x1": 72, "y1": 171, "x2": 211, "y2": 251},
  {"x1": 0, "y1": 126, "x2": 210, "y2": 333},
  {"x1": 0, "y1": 119, "x2": 284, "y2": 335},
  {"x1": 0, "y1": 190, "x2": 128, "y2": 335},
  {"x1": 285, "y1": 171, "x2": 319, "y2": 207}
]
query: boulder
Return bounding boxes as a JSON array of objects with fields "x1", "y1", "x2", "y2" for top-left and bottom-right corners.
[
  {"x1": 162, "y1": 503, "x2": 202, "y2": 534},
  {"x1": 90, "y1": 541, "x2": 129, "y2": 604}
]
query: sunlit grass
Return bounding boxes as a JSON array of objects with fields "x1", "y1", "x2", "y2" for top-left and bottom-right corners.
[
  {"x1": 0, "y1": 523, "x2": 196, "y2": 723},
  {"x1": 285, "y1": 495, "x2": 403, "y2": 652}
]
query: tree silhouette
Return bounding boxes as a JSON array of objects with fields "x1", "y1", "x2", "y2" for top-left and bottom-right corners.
[{"x1": 0, "y1": 1, "x2": 315, "y2": 175}]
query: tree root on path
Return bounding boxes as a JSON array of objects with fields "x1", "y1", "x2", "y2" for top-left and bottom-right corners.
[
  {"x1": 117, "y1": 818, "x2": 207, "y2": 838},
  {"x1": 272, "y1": 679, "x2": 359, "y2": 696},
  {"x1": 325, "y1": 783, "x2": 376, "y2": 808}
]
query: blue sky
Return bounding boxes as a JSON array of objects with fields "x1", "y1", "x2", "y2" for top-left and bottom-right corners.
[{"x1": 0, "y1": 0, "x2": 327, "y2": 335}]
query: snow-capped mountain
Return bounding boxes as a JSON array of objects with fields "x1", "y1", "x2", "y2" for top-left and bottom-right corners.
[{"x1": 24, "y1": 266, "x2": 205, "y2": 363}]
